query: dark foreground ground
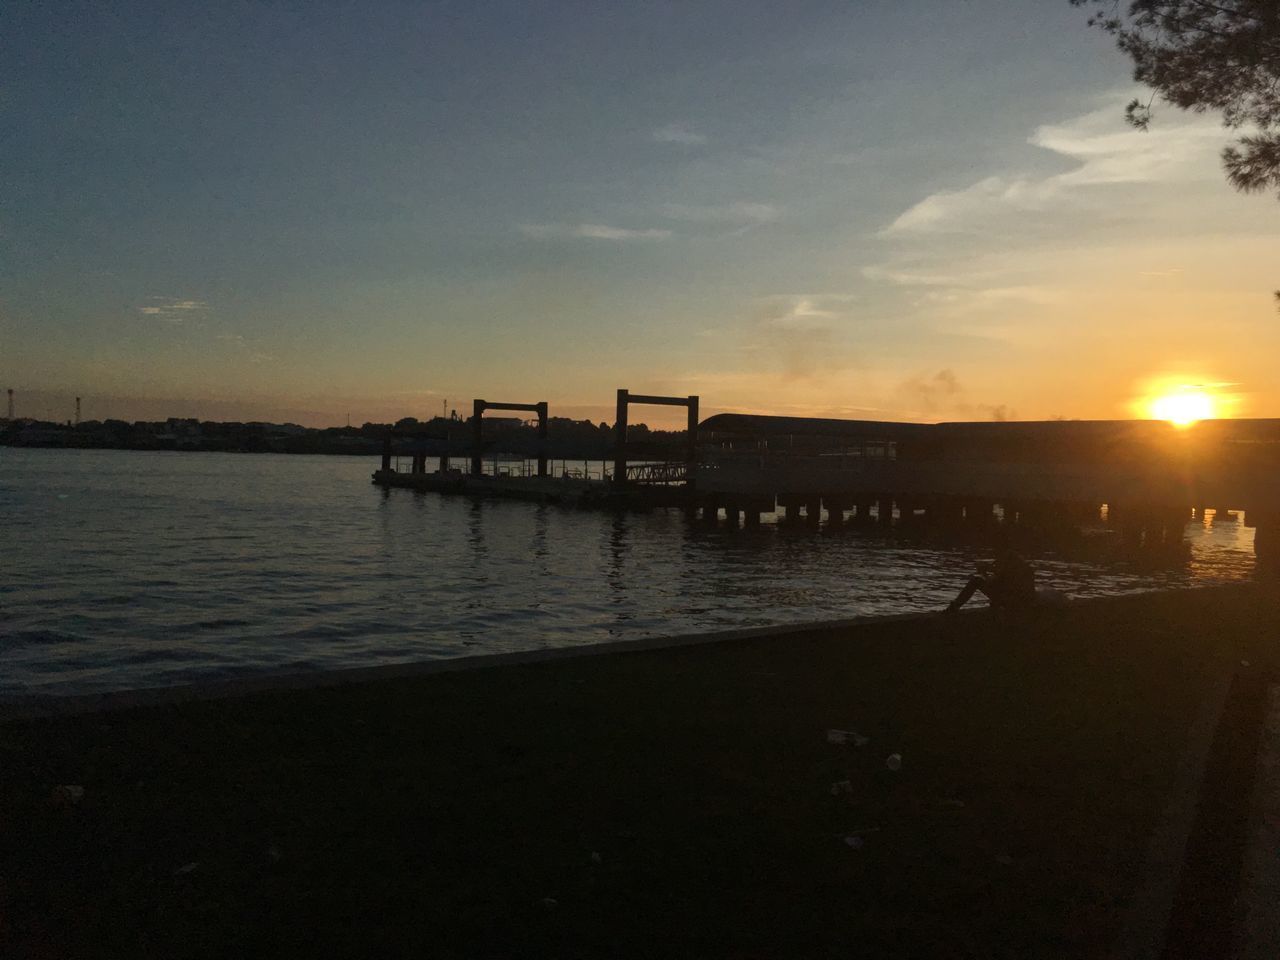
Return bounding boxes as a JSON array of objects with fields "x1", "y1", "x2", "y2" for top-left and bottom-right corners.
[{"x1": 3, "y1": 587, "x2": 1278, "y2": 959}]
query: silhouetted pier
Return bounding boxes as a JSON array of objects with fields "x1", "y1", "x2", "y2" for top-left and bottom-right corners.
[{"x1": 372, "y1": 393, "x2": 1280, "y2": 565}]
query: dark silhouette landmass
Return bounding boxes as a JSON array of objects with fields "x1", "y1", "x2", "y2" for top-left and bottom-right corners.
[
  {"x1": 0, "y1": 415, "x2": 686, "y2": 459},
  {"x1": 3, "y1": 585, "x2": 1275, "y2": 957}
]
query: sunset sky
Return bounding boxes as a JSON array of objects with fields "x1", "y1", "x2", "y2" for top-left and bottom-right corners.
[{"x1": 5, "y1": 1, "x2": 1278, "y2": 428}]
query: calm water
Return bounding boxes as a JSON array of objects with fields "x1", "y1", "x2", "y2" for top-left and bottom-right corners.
[{"x1": 0, "y1": 448, "x2": 1258, "y2": 697}]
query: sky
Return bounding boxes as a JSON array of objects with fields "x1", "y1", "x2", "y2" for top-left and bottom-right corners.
[{"x1": 4, "y1": 0, "x2": 1278, "y2": 428}]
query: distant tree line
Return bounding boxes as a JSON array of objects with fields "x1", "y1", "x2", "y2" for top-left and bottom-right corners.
[{"x1": 0, "y1": 414, "x2": 688, "y2": 459}]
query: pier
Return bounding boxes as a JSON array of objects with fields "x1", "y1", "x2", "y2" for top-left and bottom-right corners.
[
  {"x1": 372, "y1": 392, "x2": 1280, "y2": 565},
  {"x1": 372, "y1": 390, "x2": 699, "y2": 507}
]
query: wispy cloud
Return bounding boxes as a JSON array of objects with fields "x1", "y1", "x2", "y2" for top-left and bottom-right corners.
[
  {"x1": 218, "y1": 332, "x2": 273, "y2": 364},
  {"x1": 861, "y1": 255, "x2": 1062, "y2": 345},
  {"x1": 898, "y1": 368, "x2": 962, "y2": 411},
  {"x1": 518, "y1": 222, "x2": 672, "y2": 241},
  {"x1": 575, "y1": 223, "x2": 672, "y2": 240},
  {"x1": 860, "y1": 264, "x2": 965, "y2": 288},
  {"x1": 657, "y1": 201, "x2": 780, "y2": 236},
  {"x1": 138, "y1": 297, "x2": 209, "y2": 322},
  {"x1": 734, "y1": 294, "x2": 861, "y2": 382},
  {"x1": 756, "y1": 293, "x2": 856, "y2": 332},
  {"x1": 652, "y1": 123, "x2": 707, "y2": 145},
  {"x1": 894, "y1": 369, "x2": 1016, "y2": 421},
  {"x1": 660, "y1": 202, "x2": 778, "y2": 224},
  {"x1": 884, "y1": 93, "x2": 1225, "y2": 234}
]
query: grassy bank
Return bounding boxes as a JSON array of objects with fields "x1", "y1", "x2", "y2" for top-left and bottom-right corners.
[{"x1": 3, "y1": 587, "x2": 1277, "y2": 959}]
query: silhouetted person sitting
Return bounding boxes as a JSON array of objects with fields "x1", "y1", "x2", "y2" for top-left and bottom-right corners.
[{"x1": 946, "y1": 549, "x2": 1035, "y2": 613}]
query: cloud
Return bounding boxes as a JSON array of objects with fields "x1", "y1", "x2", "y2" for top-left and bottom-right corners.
[
  {"x1": 656, "y1": 201, "x2": 780, "y2": 236},
  {"x1": 138, "y1": 297, "x2": 209, "y2": 323},
  {"x1": 756, "y1": 293, "x2": 856, "y2": 332},
  {"x1": 518, "y1": 222, "x2": 672, "y2": 241},
  {"x1": 884, "y1": 94, "x2": 1226, "y2": 234},
  {"x1": 575, "y1": 223, "x2": 672, "y2": 240},
  {"x1": 660, "y1": 202, "x2": 779, "y2": 224},
  {"x1": 732, "y1": 294, "x2": 861, "y2": 382},
  {"x1": 218, "y1": 331, "x2": 272, "y2": 364},
  {"x1": 933, "y1": 369, "x2": 959, "y2": 393},
  {"x1": 895, "y1": 370, "x2": 1017, "y2": 421},
  {"x1": 898, "y1": 369, "x2": 963, "y2": 413},
  {"x1": 860, "y1": 264, "x2": 965, "y2": 287},
  {"x1": 653, "y1": 123, "x2": 707, "y2": 145},
  {"x1": 887, "y1": 176, "x2": 1020, "y2": 234},
  {"x1": 860, "y1": 259, "x2": 1059, "y2": 332}
]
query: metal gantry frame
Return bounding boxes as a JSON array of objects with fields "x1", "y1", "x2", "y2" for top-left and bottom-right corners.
[
  {"x1": 472, "y1": 399, "x2": 549, "y2": 477},
  {"x1": 613, "y1": 389, "x2": 699, "y2": 487}
]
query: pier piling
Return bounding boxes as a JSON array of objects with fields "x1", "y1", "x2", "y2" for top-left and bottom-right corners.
[{"x1": 878, "y1": 496, "x2": 894, "y2": 526}]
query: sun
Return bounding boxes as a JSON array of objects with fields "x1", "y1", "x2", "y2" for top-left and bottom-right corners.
[{"x1": 1149, "y1": 388, "x2": 1216, "y2": 427}]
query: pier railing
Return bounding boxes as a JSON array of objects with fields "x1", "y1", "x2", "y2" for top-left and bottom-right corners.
[{"x1": 626, "y1": 461, "x2": 689, "y2": 485}]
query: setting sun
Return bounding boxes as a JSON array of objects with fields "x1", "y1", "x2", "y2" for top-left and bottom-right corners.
[{"x1": 1150, "y1": 388, "x2": 1216, "y2": 427}]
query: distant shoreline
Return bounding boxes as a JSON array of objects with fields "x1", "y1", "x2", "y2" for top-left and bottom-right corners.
[
  {"x1": 1, "y1": 411, "x2": 682, "y2": 460},
  {"x1": 1, "y1": 437, "x2": 384, "y2": 456}
]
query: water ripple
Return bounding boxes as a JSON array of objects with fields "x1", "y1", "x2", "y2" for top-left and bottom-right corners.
[{"x1": 0, "y1": 447, "x2": 1258, "y2": 697}]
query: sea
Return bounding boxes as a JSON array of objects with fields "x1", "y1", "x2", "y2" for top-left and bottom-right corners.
[{"x1": 0, "y1": 447, "x2": 1259, "y2": 697}]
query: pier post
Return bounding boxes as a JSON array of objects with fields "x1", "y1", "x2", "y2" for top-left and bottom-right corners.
[
  {"x1": 1142, "y1": 508, "x2": 1171, "y2": 547},
  {"x1": 613, "y1": 389, "x2": 629, "y2": 487},
  {"x1": 1119, "y1": 509, "x2": 1145, "y2": 549},
  {"x1": 825, "y1": 497, "x2": 846, "y2": 526},
  {"x1": 702, "y1": 496, "x2": 720, "y2": 525},
  {"x1": 1161, "y1": 507, "x2": 1191, "y2": 546},
  {"x1": 471, "y1": 399, "x2": 484, "y2": 476},
  {"x1": 381, "y1": 436, "x2": 392, "y2": 472},
  {"x1": 686, "y1": 395, "x2": 699, "y2": 488},
  {"x1": 878, "y1": 496, "x2": 894, "y2": 526},
  {"x1": 537, "y1": 402, "x2": 549, "y2": 477},
  {"x1": 805, "y1": 497, "x2": 821, "y2": 526},
  {"x1": 724, "y1": 498, "x2": 741, "y2": 528}
]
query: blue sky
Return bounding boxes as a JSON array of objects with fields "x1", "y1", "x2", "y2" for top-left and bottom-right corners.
[{"x1": 5, "y1": 1, "x2": 1278, "y2": 426}]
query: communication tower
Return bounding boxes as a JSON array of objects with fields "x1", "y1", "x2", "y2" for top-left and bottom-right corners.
[{"x1": 75, "y1": 397, "x2": 81, "y2": 426}]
